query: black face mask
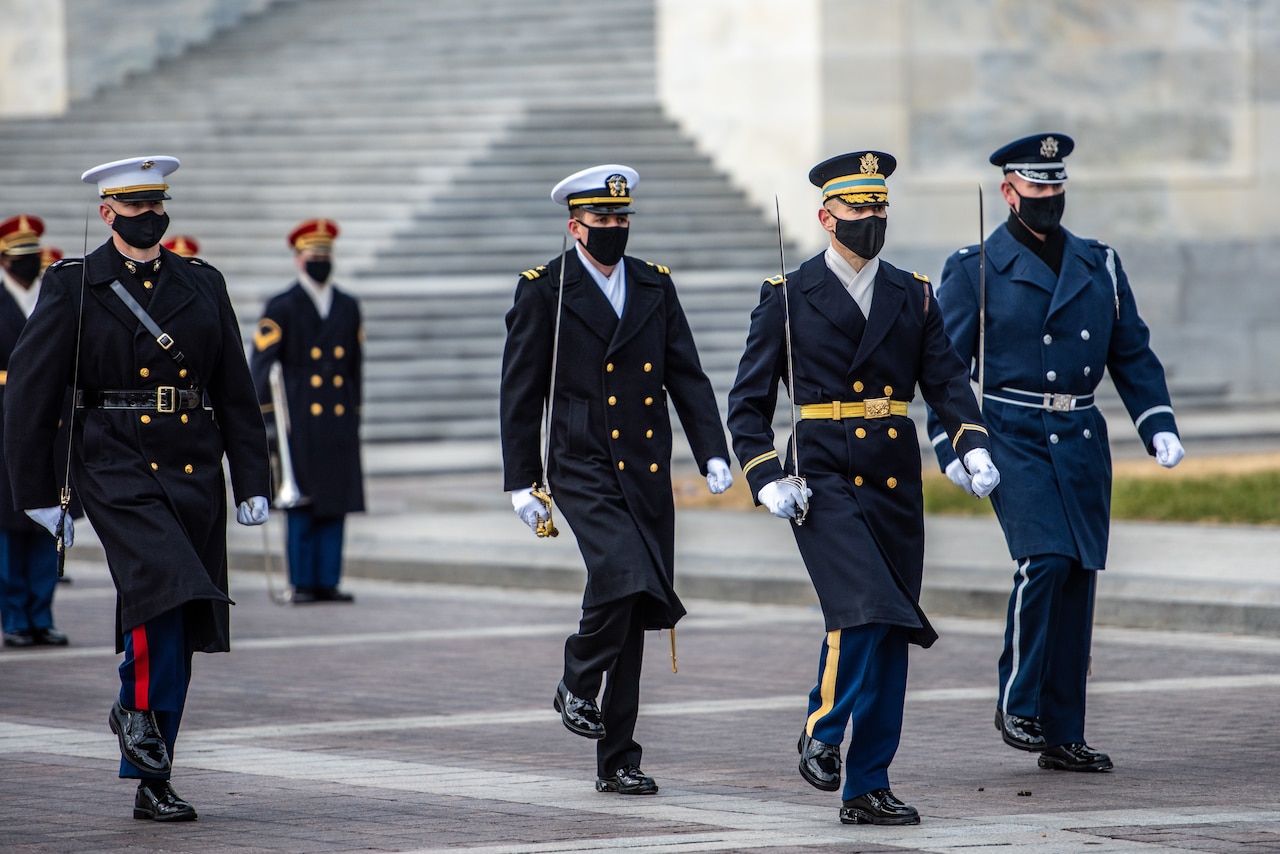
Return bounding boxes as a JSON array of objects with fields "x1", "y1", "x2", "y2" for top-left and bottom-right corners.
[
  {"x1": 832, "y1": 214, "x2": 887, "y2": 260},
  {"x1": 305, "y1": 260, "x2": 332, "y2": 284},
  {"x1": 578, "y1": 224, "x2": 629, "y2": 267},
  {"x1": 110, "y1": 209, "x2": 170, "y2": 249},
  {"x1": 6, "y1": 254, "x2": 42, "y2": 284},
  {"x1": 1012, "y1": 188, "x2": 1065, "y2": 234}
]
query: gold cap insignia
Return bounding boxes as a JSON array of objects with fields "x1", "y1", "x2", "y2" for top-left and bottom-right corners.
[
  {"x1": 1040, "y1": 137, "x2": 1059, "y2": 158},
  {"x1": 140, "y1": 160, "x2": 156, "y2": 170},
  {"x1": 607, "y1": 174, "x2": 628, "y2": 197},
  {"x1": 859, "y1": 153, "x2": 880, "y2": 175}
]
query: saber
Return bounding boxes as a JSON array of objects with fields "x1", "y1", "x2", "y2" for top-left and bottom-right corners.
[
  {"x1": 532, "y1": 232, "x2": 569, "y2": 538},
  {"x1": 669, "y1": 628, "x2": 677, "y2": 673},
  {"x1": 55, "y1": 204, "x2": 94, "y2": 574},
  {"x1": 977, "y1": 184, "x2": 987, "y2": 407},
  {"x1": 774, "y1": 196, "x2": 809, "y2": 525}
]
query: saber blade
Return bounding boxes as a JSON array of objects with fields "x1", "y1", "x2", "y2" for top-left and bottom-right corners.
[
  {"x1": 978, "y1": 184, "x2": 986, "y2": 407},
  {"x1": 534, "y1": 231, "x2": 569, "y2": 538},
  {"x1": 774, "y1": 196, "x2": 808, "y2": 525}
]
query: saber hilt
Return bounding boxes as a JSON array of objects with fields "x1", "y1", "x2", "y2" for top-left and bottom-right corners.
[
  {"x1": 54, "y1": 487, "x2": 70, "y2": 577},
  {"x1": 775, "y1": 196, "x2": 809, "y2": 525},
  {"x1": 531, "y1": 483, "x2": 558, "y2": 538},
  {"x1": 532, "y1": 232, "x2": 569, "y2": 538}
]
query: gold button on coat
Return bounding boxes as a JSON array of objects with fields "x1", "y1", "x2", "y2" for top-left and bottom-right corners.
[
  {"x1": 184, "y1": 464, "x2": 194, "y2": 474},
  {"x1": 334, "y1": 404, "x2": 345, "y2": 416},
  {"x1": 887, "y1": 477, "x2": 898, "y2": 489},
  {"x1": 853, "y1": 381, "x2": 864, "y2": 392},
  {"x1": 333, "y1": 375, "x2": 344, "y2": 387},
  {"x1": 855, "y1": 427, "x2": 866, "y2": 439},
  {"x1": 643, "y1": 362, "x2": 652, "y2": 372},
  {"x1": 884, "y1": 385, "x2": 893, "y2": 395},
  {"x1": 611, "y1": 429, "x2": 620, "y2": 439},
  {"x1": 180, "y1": 414, "x2": 189, "y2": 424},
  {"x1": 179, "y1": 369, "x2": 187, "y2": 378},
  {"x1": 645, "y1": 429, "x2": 653, "y2": 438},
  {"x1": 140, "y1": 415, "x2": 151, "y2": 424},
  {"x1": 649, "y1": 463, "x2": 659, "y2": 472},
  {"x1": 143, "y1": 280, "x2": 153, "y2": 290},
  {"x1": 334, "y1": 346, "x2": 345, "y2": 358},
  {"x1": 854, "y1": 475, "x2": 863, "y2": 486},
  {"x1": 618, "y1": 461, "x2": 625, "y2": 470},
  {"x1": 150, "y1": 462, "x2": 159, "y2": 471},
  {"x1": 606, "y1": 363, "x2": 614, "y2": 372},
  {"x1": 888, "y1": 427, "x2": 898, "y2": 439},
  {"x1": 645, "y1": 397, "x2": 653, "y2": 406},
  {"x1": 311, "y1": 375, "x2": 323, "y2": 387},
  {"x1": 311, "y1": 347, "x2": 322, "y2": 359},
  {"x1": 139, "y1": 367, "x2": 150, "y2": 378},
  {"x1": 608, "y1": 396, "x2": 617, "y2": 406},
  {"x1": 310, "y1": 403, "x2": 322, "y2": 416}
]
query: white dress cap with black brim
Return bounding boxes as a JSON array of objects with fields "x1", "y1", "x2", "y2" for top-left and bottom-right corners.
[
  {"x1": 551, "y1": 164, "x2": 639, "y2": 214},
  {"x1": 81, "y1": 155, "x2": 181, "y2": 201}
]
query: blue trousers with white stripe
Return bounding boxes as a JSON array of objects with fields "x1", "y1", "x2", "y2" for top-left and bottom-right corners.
[
  {"x1": 118, "y1": 606, "x2": 193, "y2": 780},
  {"x1": 804, "y1": 623, "x2": 908, "y2": 800},
  {"x1": 997, "y1": 554, "x2": 1096, "y2": 748}
]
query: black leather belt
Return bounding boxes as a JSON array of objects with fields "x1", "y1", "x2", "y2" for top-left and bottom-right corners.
[{"x1": 76, "y1": 387, "x2": 202, "y2": 413}]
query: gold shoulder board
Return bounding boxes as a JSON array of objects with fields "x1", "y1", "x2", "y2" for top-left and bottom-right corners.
[
  {"x1": 766, "y1": 275, "x2": 785, "y2": 286},
  {"x1": 646, "y1": 262, "x2": 671, "y2": 275},
  {"x1": 519, "y1": 265, "x2": 548, "y2": 281},
  {"x1": 912, "y1": 271, "x2": 930, "y2": 282}
]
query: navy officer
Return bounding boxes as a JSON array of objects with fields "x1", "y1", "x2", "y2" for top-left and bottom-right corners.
[
  {"x1": 926, "y1": 133, "x2": 1184, "y2": 773},
  {"x1": 4, "y1": 156, "x2": 270, "y2": 821},
  {"x1": 728, "y1": 150, "x2": 998, "y2": 826},
  {"x1": 501, "y1": 164, "x2": 733, "y2": 796}
]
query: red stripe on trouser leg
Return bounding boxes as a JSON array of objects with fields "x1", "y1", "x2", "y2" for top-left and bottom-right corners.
[{"x1": 131, "y1": 625, "x2": 150, "y2": 710}]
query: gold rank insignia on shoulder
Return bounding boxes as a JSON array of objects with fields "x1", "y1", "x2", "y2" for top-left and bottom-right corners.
[
  {"x1": 912, "y1": 271, "x2": 929, "y2": 282},
  {"x1": 646, "y1": 262, "x2": 671, "y2": 275},
  {"x1": 766, "y1": 275, "x2": 785, "y2": 286},
  {"x1": 187, "y1": 257, "x2": 209, "y2": 266},
  {"x1": 519, "y1": 265, "x2": 548, "y2": 280},
  {"x1": 254, "y1": 317, "x2": 282, "y2": 352}
]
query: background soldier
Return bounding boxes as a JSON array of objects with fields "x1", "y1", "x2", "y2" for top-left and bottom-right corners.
[
  {"x1": 0, "y1": 214, "x2": 69, "y2": 647},
  {"x1": 728, "y1": 151, "x2": 998, "y2": 826},
  {"x1": 927, "y1": 133, "x2": 1185, "y2": 773},
  {"x1": 161, "y1": 234, "x2": 201, "y2": 259},
  {"x1": 3, "y1": 156, "x2": 270, "y2": 821},
  {"x1": 250, "y1": 219, "x2": 364, "y2": 604},
  {"x1": 501, "y1": 164, "x2": 733, "y2": 796}
]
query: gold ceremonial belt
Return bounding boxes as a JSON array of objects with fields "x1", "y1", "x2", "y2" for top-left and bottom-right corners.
[{"x1": 799, "y1": 398, "x2": 908, "y2": 421}]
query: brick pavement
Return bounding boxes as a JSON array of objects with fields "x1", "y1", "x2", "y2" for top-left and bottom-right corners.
[{"x1": 3, "y1": 557, "x2": 1280, "y2": 853}]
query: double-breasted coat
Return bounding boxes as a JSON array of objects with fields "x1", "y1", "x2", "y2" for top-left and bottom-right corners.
[
  {"x1": 3, "y1": 240, "x2": 270, "y2": 652},
  {"x1": 926, "y1": 224, "x2": 1178, "y2": 569},
  {"x1": 249, "y1": 283, "x2": 365, "y2": 519},
  {"x1": 501, "y1": 251, "x2": 729, "y2": 629},
  {"x1": 728, "y1": 254, "x2": 990, "y2": 648}
]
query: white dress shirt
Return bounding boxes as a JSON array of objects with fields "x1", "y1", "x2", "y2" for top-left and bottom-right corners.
[
  {"x1": 824, "y1": 246, "x2": 878, "y2": 320},
  {"x1": 575, "y1": 244, "x2": 626, "y2": 318},
  {"x1": 3, "y1": 273, "x2": 41, "y2": 318},
  {"x1": 298, "y1": 272, "x2": 334, "y2": 320}
]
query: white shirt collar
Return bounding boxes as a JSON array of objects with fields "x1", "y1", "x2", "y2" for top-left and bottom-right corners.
[
  {"x1": 297, "y1": 273, "x2": 334, "y2": 320},
  {"x1": 574, "y1": 244, "x2": 626, "y2": 318},
  {"x1": 3, "y1": 273, "x2": 41, "y2": 318},
  {"x1": 824, "y1": 246, "x2": 878, "y2": 319}
]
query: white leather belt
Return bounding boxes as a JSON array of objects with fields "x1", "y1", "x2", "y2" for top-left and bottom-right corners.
[{"x1": 985, "y1": 387, "x2": 1095, "y2": 412}]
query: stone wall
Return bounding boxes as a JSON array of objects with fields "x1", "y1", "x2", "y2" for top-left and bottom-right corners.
[
  {"x1": 658, "y1": 0, "x2": 1280, "y2": 400},
  {"x1": 0, "y1": 0, "x2": 69, "y2": 117}
]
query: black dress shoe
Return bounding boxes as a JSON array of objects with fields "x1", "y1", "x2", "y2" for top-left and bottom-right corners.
[
  {"x1": 995, "y1": 708, "x2": 1045, "y2": 752},
  {"x1": 109, "y1": 699, "x2": 171, "y2": 775},
  {"x1": 316, "y1": 587, "x2": 355, "y2": 603},
  {"x1": 33, "y1": 627, "x2": 69, "y2": 646},
  {"x1": 291, "y1": 587, "x2": 318, "y2": 603},
  {"x1": 133, "y1": 780, "x2": 197, "y2": 821},
  {"x1": 3, "y1": 630, "x2": 34, "y2": 648},
  {"x1": 553, "y1": 680, "x2": 605, "y2": 739},
  {"x1": 1038, "y1": 742, "x2": 1113, "y2": 772},
  {"x1": 595, "y1": 764, "x2": 658, "y2": 795},
  {"x1": 797, "y1": 731, "x2": 841, "y2": 791},
  {"x1": 840, "y1": 788, "x2": 920, "y2": 825}
]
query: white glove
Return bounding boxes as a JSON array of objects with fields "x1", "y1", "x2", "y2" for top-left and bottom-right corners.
[
  {"x1": 757, "y1": 479, "x2": 812, "y2": 520},
  {"x1": 1152, "y1": 432, "x2": 1184, "y2": 468},
  {"x1": 236, "y1": 495, "x2": 270, "y2": 526},
  {"x1": 705, "y1": 457, "x2": 734, "y2": 494},
  {"x1": 963, "y1": 448, "x2": 1001, "y2": 499},
  {"x1": 944, "y1": 458, "x2": 978, "y2": 497},
  {"x1": 511, "y1": 487, "x2": 549, "y2": 532},
  {"x1": 25, "y1": 506, "x2": 74, "y2": 548}
]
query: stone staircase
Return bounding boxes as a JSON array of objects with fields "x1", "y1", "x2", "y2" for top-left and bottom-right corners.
[{"x1": 0, "y1": 0, "x2": 789, "y2": 470}]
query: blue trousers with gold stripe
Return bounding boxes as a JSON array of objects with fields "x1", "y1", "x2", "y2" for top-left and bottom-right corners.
[
  {"x1": 117, "y1": 606, "x2": 192, "y2": 780},
  {"x1": 997, "y1": 554, "x2": 1096, "y2": 748},
  {"x1": 286, "y1": 511, "x2": 346, "y2": 590},
  {"x1": 805, "y1": 623, "x2": 908, "y2": 800}
]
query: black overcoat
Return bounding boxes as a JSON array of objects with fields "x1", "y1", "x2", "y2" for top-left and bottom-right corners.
[
  {"x1": 3, "y1": 240, "x2": 270, "y2": 652},
  {"x1": 728, "y1": 254, "x2": 990, "y2": 648},
  {"x1": 249, "y1": 283, "x2": 365, "y2": 518},
  {"x1": 500, "y1": 251, "x2": 729, "y2": 628}
]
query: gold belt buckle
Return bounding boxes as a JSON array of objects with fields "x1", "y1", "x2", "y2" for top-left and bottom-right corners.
[
  {"x1": 864, "y1": 397, "x2": 891, "y2": 419},
  {"x1": 156, "y1": 386, "x2": 177, "y2": 414},
  {"x1": 1047, "y1": 393, "x2": 1073, "y2": 412}
]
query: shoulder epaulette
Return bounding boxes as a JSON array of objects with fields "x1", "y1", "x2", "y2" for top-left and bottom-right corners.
[
  {"x1": 955, "y1": 244, "x2": 980, "y2": 257},
  {"x1": 912, "y1": 271, "x2": 930, "y2": 283},
  {"x1": 46, "y1": 258, "x2": 83, "y2": 273},
  {"x1": 186, "y1": 257, "x2": 211, "y2": 267},
  {"x1": 519, "y1": 265, "x2": 547, "y2": 281},
  {"x1": 765, "y1": 275, "x2": 785, "y2": 287},
  {"x1": 646, "y1": 261, "x2": 671, "y2": 275},
  {"x1": 1087, "y1": 239, "x2": 1109, "y2": 249}
]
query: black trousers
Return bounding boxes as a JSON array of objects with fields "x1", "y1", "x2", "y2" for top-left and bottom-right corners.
[{"x1": 563, "y1": 593, "x2": 646, "y2": 777}]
